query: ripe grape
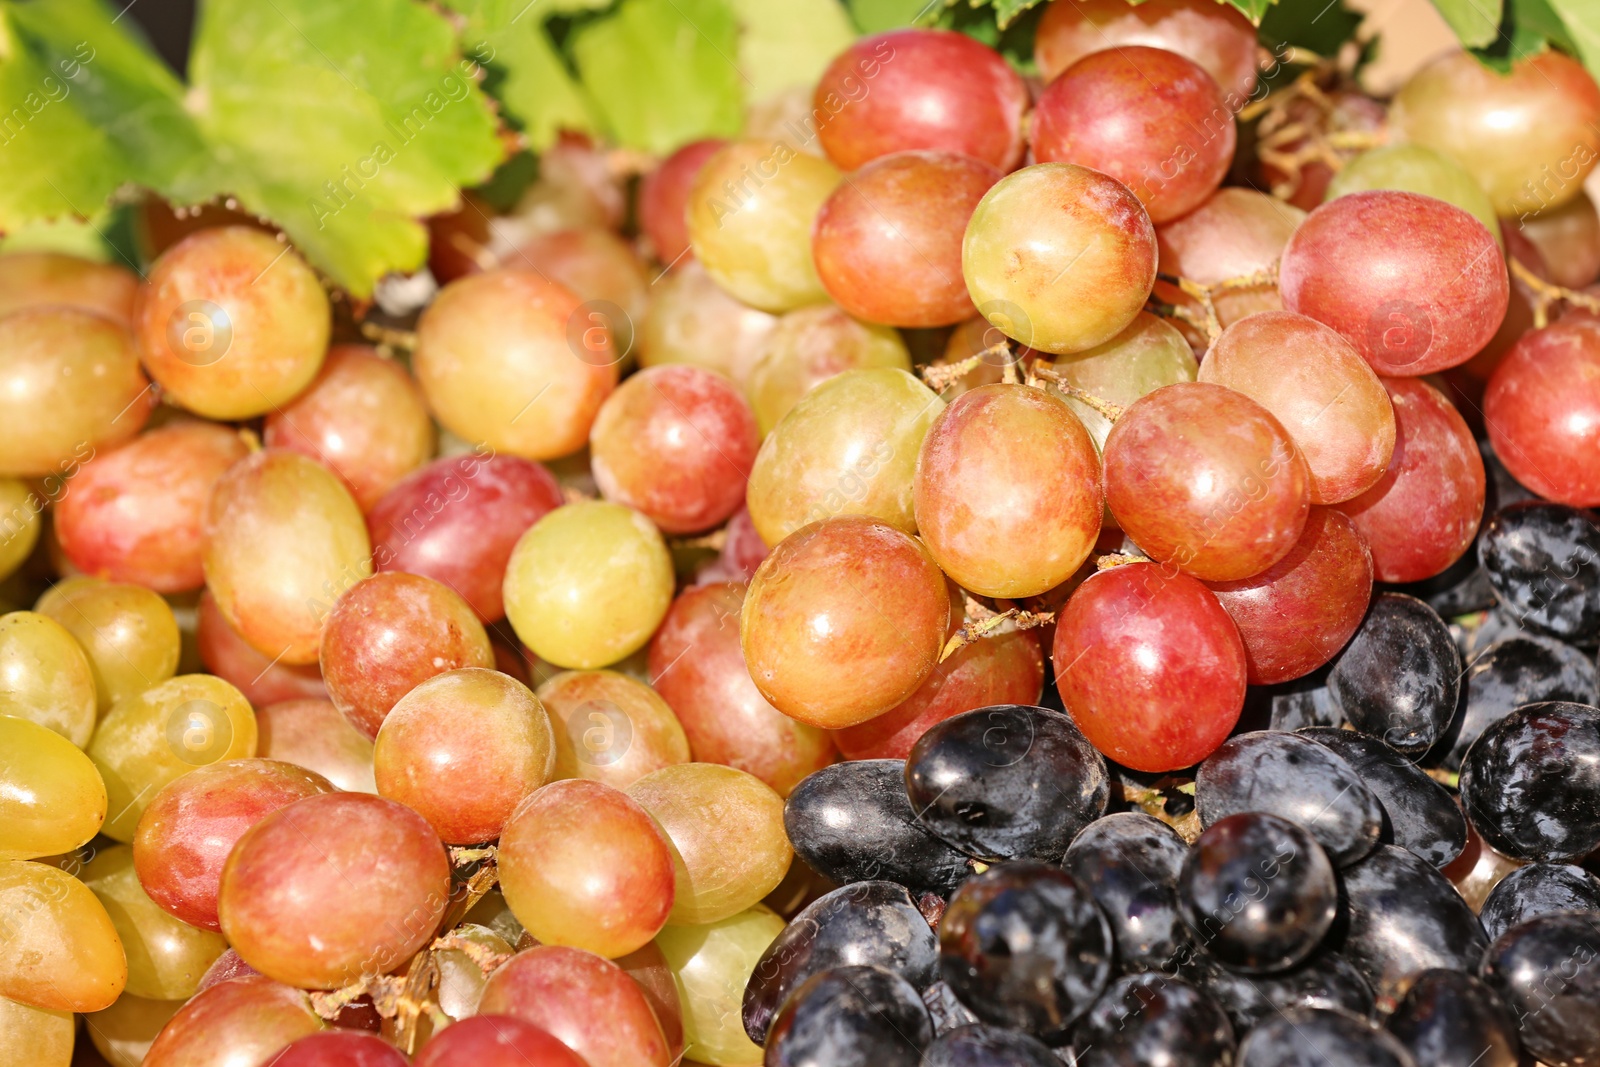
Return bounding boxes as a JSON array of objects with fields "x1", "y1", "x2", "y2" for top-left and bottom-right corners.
[
  {"x1": 1480, "y1": 863, "x2": 1600, "y2": 942},
  {"x1": 1483, "y1": 315, "x2": 1600, "y2": 506},
  {"x1": 434, "y1": 923, "x2": 512, "y2": 1023},
  {"x1": 764, "y1": 965, "x2": 932, "y2": 1067},
  {"x1": 0, "y1": 478, "x2": 40, "y2": 585},
  {"x1": 637, "y1": 259, "x2": 777, "y2": 384},
  {"x1": 86, "y1": 992, "x2": 183, "y2": 1067},
  {"x1": 195, "y1": 590, "x2": 328, "y2": 707},
  {"x1": 1327, "y1": 592, "x2": 1461, "y2": 755},
  {"x1": 1520, "y1": 192, "x2": 1600, "y2": 288},
  {"x1": 615, "y1": 942, "x2": 685, "y2": 1056},
  {"x1": 1155, "y1": 188, "x2": 1304, "y2": 331},
  {"x1": 1300, "y1": 728, "x2": 1467, "y2": 869},
  {"x1": 0, "y1": 250, "x2": 138, "y2": 325},
  {"x1": 1477, "y1": 503, "x2": 1600, "y2": 642},
  {"x1": 518, "y1": 132, "x2": 628, "y2": 233},
  {"x1": 1062, "y1": 813, "x2": 1191, "y2": 973},
  {"x1": 1, "y1": 994, "x2": 73, "y2": 1067},
  {"x1": 37, "y1": 577, "x2": 181, "y2": 713},
  {"x1": 507, "y1": 226, "x2": 650, "y2": 325},
  {"x1": 1325, "y1": 144, "x2": 1499, "y2": 237},
  {"x1": 0, "y1": 859, "x2": 126, "y2": 1012},
  {"x1": 656, "y1": 905, "x2": 787, "y2": 1065},
  {"x1": 272, "y1": 1030, "x2": 411, "y2": 1067},
  {"x1": 1034, "y1": 0, "x2": 1259, "y2": 97},
  {"x1": 640, "y1": 138, "x2": 727, "y2": 264},
  {"x1": 142, "y1": 976, "x2": 325, "y2": 1067},
  {"x1": 536, "y1": 669, "x2": 690, "y2": 790},
  {"x1": 1479, "y1": 912, "x2": 1600, "y2": 1067},
  {"x1": 0, "y1": 714, "x2": 105, "y2": 861},
  {"x1": 1460, "y1": 701, "x2": 1600, "y2": 862},
  {"x1": 695, "y1": 503, "x2": 771, "y2": 584},
  {"x1": 1071, "y1": 973, "x2": 1236, "y2": 1067},
  {"x1": 414, "y1": 1016, "x2": 588, "y2": 1067},
  {"x1": 1442, "y1": 635, "x2": 1598, "y2": 772},
  {"x1": 1237, "y1": 1008, "x2": 1414, "y2": 1067},
  {"x1": 745, "y1": 305, "x2": 912, "y2": 438},
  {"x1": 81, "y1": 845, "x2": 227, "y2": 1000},
  {"x1": 256, "y1": 698, "x2": 377, "y2": 794},
  {"x1": 1044, "y1": 311, "x2": 1197, "y2": 449},
  {"x1": 924, "y1": 1025, "x2": 1058, "y2": 1067},
  {"x1": 0, "y1": 611, "x2": 98, "y2": 747},
  {"x1": 1197, "y1": 953, "x2": 1373, "y2": 1033},
  {"x1": 1337, "y1": 845, "x2": 1487, "y2": 997}
]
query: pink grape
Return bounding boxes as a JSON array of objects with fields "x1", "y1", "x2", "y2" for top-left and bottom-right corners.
[
  {"x1": 255, "y1": 698, "x2": 376, "y2": 794},
  {"x1": 1035, "y1": 0, "x2": 1259, "y2": 98},
  {"x1": 271, "y1": 1031, "x2": 409, "y2": 1067},
  {"x1": 639, "y1": 138, "x2": 727, "y2": 264},
  {"x1": 143, "y1": 976, "x2": 325, "y2": 1067},
  {"x1": 1155, "y1": 187, "x2": 1304, "y2": 330},
  {"x1": 196, "y1": 590, "x2": 328, "y2": 707},
  {"x1": 1484, "y1": 315, "x2": 1600, "y2": 506},
  {"x1": 414, "y1": 1016, "x2": 587, "y2": 1067}
]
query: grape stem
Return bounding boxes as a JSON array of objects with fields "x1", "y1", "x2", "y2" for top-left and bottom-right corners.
[
  {"x1": 431, "y1": 932, "x2": 515, "y2": 973},
  {"x1": 939, "y1": 601, "x2": 1056, "y2": 662},
  {"x1": 1028, "y1": 364, "x2": 1126, "y2": 422},
  {"x1": 1247, "y1": 68, "x2": 1386, "y2": 201},
  {"x1": 919, "y1": 341, "x2": 1013, "y2": 392},
  {"x1": 359, "y1": 321, "x2": 419, "y2": 353},
  {"x1": 670, "y1": 528, "x2": 729, "y2": 552},
  {"x1": 1157, "y1": 272, "x2": 1223, "y2": 343},
  {"x1": 1095, "y1": 552, "x2": 1153, "y2": 570},
  {"x1": 1509, "y1": 256, "x2": 1600, "y2": 328}
]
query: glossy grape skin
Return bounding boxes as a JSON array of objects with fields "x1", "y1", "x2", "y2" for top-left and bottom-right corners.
[
  {"x1": 684, "y1": 141, "x2": 839, "y2": 313},
  {"x1": 508, "y1": 227, "x2": 650, "y2": 326},
  {"x1": 655, "y1": 905, "x2": 786, "y2": 1065},
  {"x1": 414, "y1": 1015, "x2": 587, "y2": 1067},
  {"x1": 262, "y1": 345, "x2": 432, "y2": 511},
  {"x1": 36, "y1": 578, "x2": 179, "y2": 714},
  {"x1": 696, "y1": 505, "x2": 772, "y2": 585},
  {"x1": 1044, "y1": 311, "x2": 1197, "y2": 450},
  {"x1": 640, "y1": 138, "x2": 726, "y2": 264},
  {"x1": 376, "y1": 667, "x2": 557, "y2": 842},
  {"x1": 1334, "y1": 845, "x2": 1488, "y2": 998},
  {"x1": 814, "y1": 30, "x2": 1026, "y2": 172},
  {"x1": 1, "y1": 993, "x2": 73, "y2": 1067},
  {"x1": 0, "y1": 250, "x2": 138, "y2": 325},
  {"x1": 647, "y1": 583, "x2": 834, "y2": 796},
  {"x1": 1071, "y1": 973, "x2": 1234, "y2": 1067},
  {"x1": 1480, "y1": 911, "x2": 1600, "y2": 1066},
  {"x1": 257, "y1": 698, "x2": 377, "y2": 793},
  {"x1": 1238, "y1": 1007, "x2": 1417, "y2": 1067},
  {"x1": 413, "y1": 269, "x2": 618, "y2": 460},
  {"x1": 81, "y1": 845, "x2": 226, "y2": 1000},
  {"x1": 320, "y1": 572, "x2": 494, "y2": 739},
  {"x1": 1337, "y1": 376, "x2": 1485, "y2": 584},
  {"x1": 434, "y1": 923, "x2": 513, "y2": 1024},
  {"x1": 132, "y1": 758, "x2": 332, "y2": 931},
  {"x1": 1206, "y1": 508, "x2": 1374, "y2": 685},
  {"x1": 56, "y1": 421, "x2": 248, "y2": 592},
  {"x1": 963, "y1": 164, "x2": 1158, "y2": 355},
  {"x1": 0, "y1": 477, "x2": 40, "y2": 584},
  {"x1": 745, "y1": 306, "x2": 912, "y2": 438},
  {"x1": 1155, "y1": 189, "x2": 1303, "y2": 331},
  {"x1": 88, "y1": 674, "x2": 257, "y2": 841},
  {"x1": 590, "y1": 365, "x2": 758, "y2": 535},
  {"x1": 0, "y1": 307, "x2": 152, "y2": 477},
  {"x1": 478, "y1": 946, "x2": 672, "y2": 1067},
  {"x1": 537, "y1": 670, "x2": 689, "y2": 790},
  {"x1": 0, "y1": 859, "x2": 126, "y2": 1011},
  {"x1": 1327, "y1": 593, "x2": 1461, "y2": 755},
  {"x1": 217, "y1": 792, "x2": 450, "y2": 989},
  {"x1": 1052, "y1": 563, "x2": 1247, "y2": 772},
  {"x1": 1391, "y1": 50, "x2": 1600, "y2": 216},
  {"x1": 367, "y1": 451, "x2": 564, "y2": 623},
  {"x1": 1325, "y1": 144, "x2": 1500, "y2": 237},
  {"x1": 1521, "y1": 193, "x2": 1600, "y2": 288},
  {"x1": 1061, "y1": 813, "x2": 1191, "y2": 973},
  {"x1": 923, "y1": 1024, "x2": 1059, "y2": 1066},
  {"x1": 1479, "y1": 504, "x2": 1600, "y2": 641},
  {"x1": 740, "y1": 517, "x2": 948, "y2": 729},
  {"x1": 627, "y1": 763, "x2": 791, "y2": 924},
  {"x1": 812, "y1": 151, "x2": 999, "y2": 327},
  {"x1": 1480, "y1": 863, "x2": 1600, "y2": 941},
  {"x1": 87, "y1": 992, "x2": 185, "y2": 1067},
  {"x1": 1198, "y1": 952, "x2": 1374, "y2": 1031},
  {"x1": 638, "y1": 259, "x2": 777, "y2": 384},
  {"x1": 142, "y1": 976, "x2": 325, "y2": 1067},
  {"x1": 0, "y1": 715, "x2": 105, "y2": 860},
  {"x1": 1443, "y1": 636, "x2": 1598, "y2": 773},
  {"x1": 503, "y1": 501, "x2": 673, "y2": 669},
  {"x1": 1460, "y1": 701, "x2": 1600, "y2": 862},
  {"x1": 1034, "y1": 0, "x2": 1258, "y2": 96},
  {"x1": 195, "y1": 591, "x2": 327, "y2": 707},
  {"x1": 1279, "y1": 191, "x2": 1509, "y2": 376},
  {"x1": 1484, "y1": 316, "x2": 1600, "y2": 505},
  {"x1": 272, "y1": 1030, "x2": 411, "y2": 1067},
  {"x1": 765, "y1": 965, "x2": 933, "y2": 1067},
  {"x1": 612, "y1": 941, "x2": 685, "y2": 1057},
  {"x1": 1199, "y1": 312, "x2": 1394, "y2": 504}
]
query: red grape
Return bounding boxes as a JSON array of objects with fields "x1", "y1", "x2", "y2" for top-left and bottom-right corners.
[
  {"x1": 0, "y1": 250, "x2": 139, "y2": 326},
  {"x1": 615, "y1": 942, "x2": 685, "y2": 1058},
  {"x1": 256, "y1": 698, "x2": 376, "y2": 794},
  {"x1": 143, "y1": 976, "x2": 325, "y2": 1067},
  {"x1": 535, "y1": 669, "x2": 690, "y2": 790},
  {"x1": 270, "y1": 1030, "x2": 408, "y2": 1067},
  {"x1": 1035, "y1": 0, "x2": 1259, "y2": 98},
  {"x1": 196, "y1": 590, "x2": 328, "y2": 707},
  {"x1": 692, "y1": 505, "x2": 770, "y2": 585},
  {"x1": 1520, "y1": 194, "x2": 1600, "y2": 289},
  {"x1": 639, "y1": 138, "x2": 727, "y2": 265},
  {"x1": 414, "y1": 1015, "x2": 587, "y2": 1067},
  {"x1": 638, "y1": 259, "x2": 777, "y2": 384},
  {"x1": 1155, "y1": 187, "x2": 1304, "y2": 330},
  {"x1": 506, "y1": 227, "x2": 650, "y2": 326},
  {"x1": 1484, "y1": 315, "x2": 1600, "y2": 506}
]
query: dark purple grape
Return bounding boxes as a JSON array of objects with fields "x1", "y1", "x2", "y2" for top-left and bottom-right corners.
[
  {"x1": 921, "y1": 981, "x2": 980, "y2": 1037},
  {"x1": 1479, "y1": 862, "x2": 1600, "y2": 941},
  {"x1": 1177, "y1": 813, "x2": 1337, "y2": 974},
  {"x1": 1061, "y1": 812, "x2": 1192, "y2": 973},
  {"x1": 1478, "y1": 503, "x2": 1600, "y2": 644},
  {"x1": 905, "y1": 705, "x2": 1109, "y2": 862},
  {"x1": 1298, "y1": 727, "x2": 1467, "y2": 867},
  {"x1": 1333, "y1": 844, "x2": 1488, "y2": 999},
  {"x1": 1479, "y1": 911, "x2": 1600, "y2": 1067},
  {"x1": 1459, "y1": 701, "x2": 1600, "y2": 861},
  {"x1": 1384, "y1": 969, "x2": 1519, "y2": 1067},
  {"x1": 1195, "y1": 732, "x2": 1383, "y2": 866},
  {"x1": 1327, "y1": 593, "x2": 1461, "y2": 755},
  {"x1": 1069, "y1": 973, "x2": 1234, "y2": 1067},
  {"x1": 743, "y1": 881, "x2": 938, "y2": 1046},
  {"x1": 764, "y1": 965, "x2": 933, "y2": 1067},
  {"x1": 784, "y1": 760, "x2": 973, "y2": 896},
  {"x1": 1197, "y1": 950, "x2": 1373, "y2": 1031},
  {"x1": 939, "y1": 861, "x2": 1113, "y2": 1043},
  {"x1": 922, "y1": 1023, "x2": 1059, "y2": 1066},
  {"x1": 1238, "y1": 1007, "x2": 1418, "y2": 1067},
  {"x1": 1439, "y1": 636, "x2": 1598, "y2": 771},
  {"x1": 1266, "y1": 670, "x2": 1345, "y2": 732}
]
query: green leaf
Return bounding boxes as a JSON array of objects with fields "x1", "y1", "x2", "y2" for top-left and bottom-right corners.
[
  {"x1": 727, "y1": 0, "x2": 856, "y2": 103},
  {"x1": 1224, "y1": 0, "x2": 1278, "y2": 25},
  {"x1": 1429, "y1": 0, "x2": 1504, "y2": 48},
  {"x1": 483, "y1": 19, "x2": 596, "y2": 148},
  {"x1": 990, "y1": 0, "x2": 1045, "y2": 30},
  {"x1": 846, "y1": 0, "x2": 935, "y2": 32},
  {"x1": 1259, "y1": 0, "x2": 1363, "y2": 58},
  {"x1": 1543, "y1": 0, "x2": 1600, "y2": 70}
]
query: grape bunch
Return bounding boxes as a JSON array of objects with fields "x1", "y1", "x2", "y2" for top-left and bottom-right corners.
[{"x1": 2, "y1": 1, "x2": 1600, "y2": 1065}]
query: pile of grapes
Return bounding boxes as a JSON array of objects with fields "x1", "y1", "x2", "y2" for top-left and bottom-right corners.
[{"x1": 4, "y1": 1, "x2": 1600, "y2": 1065}]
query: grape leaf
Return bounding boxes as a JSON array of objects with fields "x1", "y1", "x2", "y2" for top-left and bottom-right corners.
[
  {"x1": 991, "y1": 0, "x2": 1045, "y2": 30},
  {"x1": 847, "y1": 0, "x2": 936, "y2": 32},
  {"x1": 1543, "y1": 0, "x2": 1600, "y2": 70},
  {"x1": 1429, "y1": 0, "x2": 1504, "y2": 48},
  {"x1": 1225, "y1": 0, "x2": 1278, "y2": 25},
  {"x1": 728, "y1": 0, "x2": 857, "y2": 103}
]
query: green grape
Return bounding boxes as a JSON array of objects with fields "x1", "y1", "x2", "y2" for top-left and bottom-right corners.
[
  {"x1": 87, "y1": 993, "x2": 183, "y2": 1067},
  {"x1": 743, "y1": 305, "x2": 911, "y2": 436},
  {"x1": 0, "y1": 611, "x2": 98, "y2": 747},
  {"x1": 36, "y1": 578, "x2": 180, "y2": 714},
  {"x1": 435, "y1": 924, "x2": 513, "y2": 1021},
  {"x1": 0, "y1": 479, "x2": 41, "y2": 584},
  {"x1": 1326, "y1": 144, "x2": 1500, "y2": 242},
  {"x1": 638, "y1": 260, "x2": 778, "y2": 385},
  {"x1": 0, "y1": 992, "x2": 73, "y2": 1067},
  {"x1": 656, "y1": 905, "x2": 787, "y2": 1066},
  {"x1": 0, "y1": 859, "x2": 127, "y2": 1012},
  {"x1": 1043, "y1": 312, "x2": 1197, "y2": 451},
  {"x1": 504, "y1": 502, "x2": 674, "y2": 670},
  {"x1": 0, "y1": 716, "x2": 105, "y2": 861},
  {"x1": 81, "y1": 845, "x2": 227, "y2": 1000},
  {"x1": 87, "y1": 674, "x2": 257, "y2": 841}
]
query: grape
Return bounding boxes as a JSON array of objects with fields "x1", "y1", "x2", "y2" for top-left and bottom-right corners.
[
  {"x1": 1336, "y1": 376, "x2": 1485, "y2": 583},
  {"x1": 655, "y1": 905, "x2": 787, "y2": 1065},
  {"x1": 637, "y1": 260, "x2": 777, "y2": 384},
  {"x1": 1034, "y1": 47, "x2": 1234, "y2": 224},
  {"x1": 1520, "y1": 192, "x2": 1600, "y2": 288},
  {"x1": 272, "y1": 1030, "x2": 411, "y2": 1067},
  {"x1": 740, "y1": 516, "x2": 949, "y2": 728},
  {"x1": 744, "y1": 304, "x2": 911, "y2": 437},
  {"x1": 1205, "y1": 508, "x2": 1374, "y2": 685},
  {"x1": 1052, "y1": 562, "x2": 1247, "y2": 772},
  {"x1": 1197, "y1": 952, "x2": 1373, "y2": 1031},
  {"x1": 640, "y1": 138, "x2": 727, "y2": 264},
  {"x1": 1326, "y1": 593, "x2": 1460, "y2": 755},
  {"x1": 1238, "y1": 1007, "x2": 1415, "y2": 1067},
  {"x1": 0, "y1": 859, "x2": 126, "y2": 1011},
  {"x1": 204, "y1": 450, "x2": 372, "y2": 665},
  {"x1": 412, "y1": 269, "x2": 619, "y2": 460},
  {"x1": 1155, "y1": 189, "x2": 1303, "y2": 331},
  {"x1": 1441, "y1": 636, "x2": 1598, "y2": 772},
  {"x1": 1071, "y1": 973, "x2": 1235, "y2": 1067},
  {"x1": 627, "y1": 763, "x2": 790, "y2": 925},
  {"x1": 1299, "y1": 728, "x2": 1467, "y2": 868},
  {"x1": 962, "y1": 164, "x2": 1158, "y2": 355},
  {"x1": 1061, "y1": 813, "x2": 1191, "y2": 972},
  {"x1": 503, "y1": 501, "x2": 673, "y2": 669},
  {"x1": 764, "y1": 965, "x2": 933, "y2": 1067},
  {"x1": 1390, "y1": 49, "x2": 1600, "y2": 216},
  {"x1": 1198, "y1": 312, "x2": 1394, "y2": 504},
  {"x1": 367, "y1": 452, "x2": 563, "y2": 623},
  {"x1": 615, "y1": 941, "x2": 684, "y2": 1056},
  {"x1": 414, "y1": 1016, "x2": 587, "y2": 1066},
  {"x1": 1043, "y1": 311, "x2": 1196, "y2": 450},
  {"x1": 0, "y1": 250, "x2": 138, "y2": 325},
  {"x1": 434, "y1": 923, "x2": 512, "y2": 1023},
  {"x1": 0, "y1": 307, "x2": 152, "y2": 477},
  {"x1": 696, "y1": 504, "x2": 771, "y2": 584},
  {"x1": 1034, "y1": 0, "x2": 1259, "y2": 97},
  {"x1": 915, "y1": 384, "x2": 1101, "y2": 598},
  {"x1": 1335, "y1": 845, "x2": 1488, "y2": 998},
  {"x1": 195, "y1": 591, "x2": 327, "y2": 707},
  {"x1": 81, "y1": 845, "x2": 226, "y2": 1000},
  {"x1": 0, "y1": 611, "x2": 98, "y2": 747},
  {"x1": 0, "y1": 478, "x2": 40, "y2": 585},
  {"x1": 217, "y1": 792, "x2": 451, "y2": 989},
  {"x1": 923, "y1": 1024, "x2": 1058, "y2": 1066},
  {"x1": 1477, "y1": 503, "x2": 1600, "y2": 641},
  {"x1": 37, "y1": 578, "x2": 180, "y2": 714},
  {"x1": 536, "y1": 669, "x2": 690, "y2": 790},
  {"x1": 256, "y1": 698, "x2": 377, "y2": 794},
  {"x1": 745, "y1": 368, "x2": 943, "y2": 546},
  {"x1": 814, "y1": 30, "x2": 1027, "y2": 171},
  {"x1": 1484, "y1": 316, "x2": 1600, "y2": 506},
  {"x1": 590, "y1": 365, "x2": 758, "y2": 535},
  {"x1": 684, "y1": 141, "x2": 839, "y2": 313},
  {"x1": 142, "y1": 976, "x2": 325, "y2": 1067},
  {"x1": 88, "y1": 674, "x2": 257, "y2": 841},
  {"x1": 134, "y1": 227, "x2": 329, "y2": 420},
  {"x1": 87, "y1": 992, "x2": 182, "y2": 1067},
  {"x1": 262, "y1": 345, "x2": 433, "y2": 511},
  {"x1": 1480, "y1": 911, "x2": 1600, "y2": 1066},
  {"x1": 0, "y1": 715, "x2": 105, "y2": 860},
  {"x1": 498, "y1": 778, "x2": 674, "y2": 958},
  {"x1": 516, "y1": 132, "x2": 628, "y2": 233},
  {"x1": 477, "y1": 945, "x2": 673, "y2": 1067},
  {"x1": 508, "y1": 227, "x2": 650, "y2": 325},
  {"x1": 133, "y1": 757, "x2": 332, "y2": 931},
  {"x1": 1325, "y1": 144, "x2": 1500, "y2": 237},
  {"x1": 647, "y1": 582, "x2": 835, "y2": 796},
  {"x1": 1479, "y1": 863, "x2": 1600, "y2": 942},
  {"x1": 320, "y1": 572, "x2": 494, "y2": 739},
  {"x1": 1460, "y1": 701, "x2": 1600, "y2": 862},
  {"x1": 812, "y1": 151, "x2": 999, "y2": 327},
  {"x1": 1279, "y1": 191, "x2": 1510, "y2": 375}
]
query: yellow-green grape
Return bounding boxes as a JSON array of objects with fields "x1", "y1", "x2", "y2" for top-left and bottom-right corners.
[
  {"x1": 81, "y1": 846, "x2": 227, "y2": 1000},
  {"x1": 87, "y1": 993, "x2": 183, "y2": 1067},
  {"x1": 0, "y1": 479, "x2": 41, "y2": 584},
  {"x1": 745, "y1": 367, "x2": 944, "y2": 547},
  {"x1": 36, "y1": 578, "x2": 180, "y2": 714},
  {"x1": 657, "y1": 905, "x2": 787, "y2": 1066},
  {"x1": 638, "y1": 260, "x2": 777, "y2": 385},
  {"x1": 0, "y1": 611, "x2": 98, "y2": 747},
  {"x1": 0, "y1": 860, "x2": 127, "y2": 1012},
  {"x1": 1326, "y1": 144, "x2": 1500, "y2": 243},
  {"x1": 87, "y1": 674, "x2": 257, "y2": 841},
  {"x1": 1046, "y1": 312, "x2": 1198, "y2": 451},
  {"x1": 686, "y1": 141, "x2": 840, "y2": 312},
  {"x1": 504, "y1": 502, "x2": 674, "y2": 670},
  {"x1": 0, "y1": 716, "x2": 106, "y2": 861},
  {"x1": 0, "y1": 992, "x2": 73, "y2": 1067},
  {"x1": 435, "y1": 923, "x2": 514, "y2": 1021},
  {"x1": 744, "y1": 305, "x2": 911, "y2": 436}
]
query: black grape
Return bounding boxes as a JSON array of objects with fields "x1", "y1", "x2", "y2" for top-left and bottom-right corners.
[
  {"x1": 1070, "y1": 973, "x2": 1234, "y2": 1067},
  {"x1": 1479, "y1": 911, "x2": 1600, "y2": 1067},
  {"x1": 1197, "y1": 950, "x2": 1373, "y2": 1031},
  {"x1": 763, "y1": 965, "x2": 933, "y2": 1067},
  {"x1": 1265, "y1": 669, "x2": 1345, "y2": 732},
  {"x1": 1438, "y1": 635, "x2": 1598, "y2": 771},
  {"x1": 1385, "y1": 969, "x2": 1519, "y2": 1067},
  {"x1": 1327, "y1": 593, "x2": 1461, "y2": 755},
  {"x1": 1459, "y1": 701, "x2": 1600, "y2": 861},
  {"x1": 1238, "y1": 1007, "x2": 1418, "y2": 1067},
  {"x1": 1061, "y1": 812, "x2": 1192, "y2": 973},
  {"x1": 1479, "y1": 862, "x2": 1600, "y2": 941},
  {"x1": 1478, "y1": 502, "x2": 1600, "y2": 644},
  {"x1": 921, "y1": 1023, "x2": 1059, "y2": 1066}
]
